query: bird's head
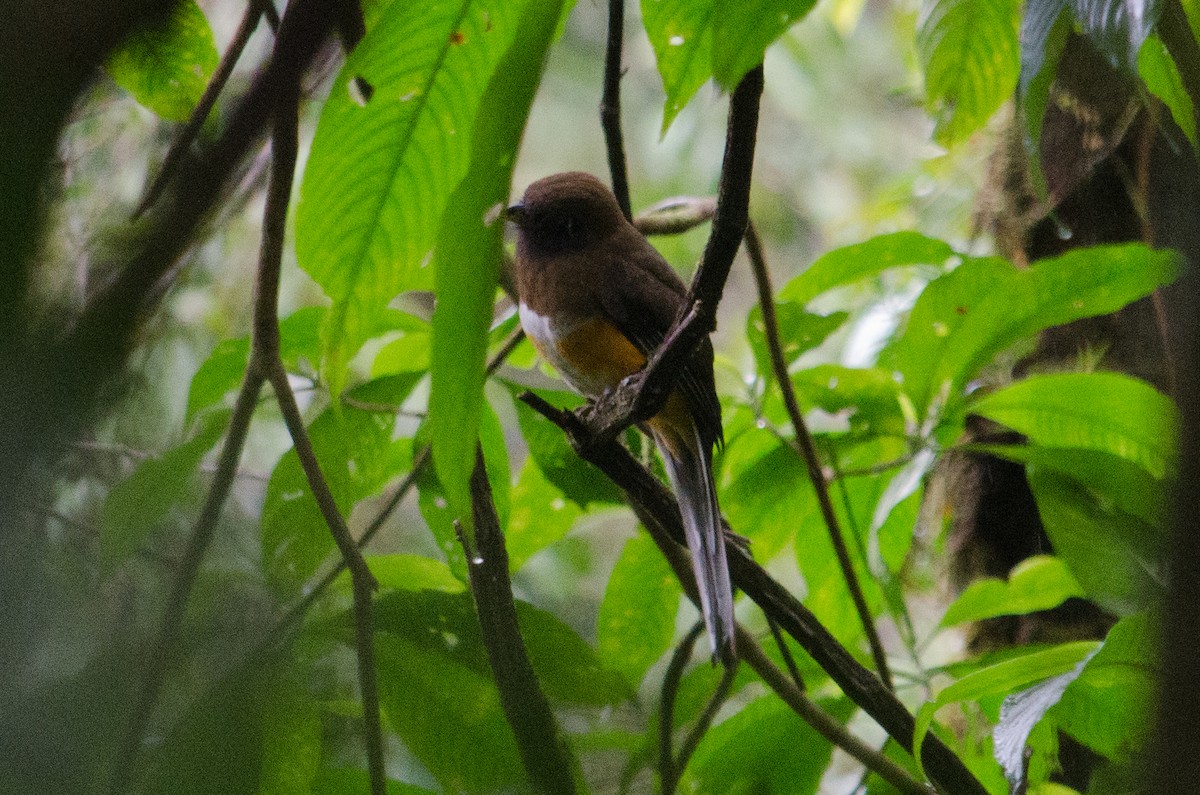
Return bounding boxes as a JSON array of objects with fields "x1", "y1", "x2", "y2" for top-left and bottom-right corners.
[{"x1": 507, "y1": 172, "x2": 627, "y2": 256}]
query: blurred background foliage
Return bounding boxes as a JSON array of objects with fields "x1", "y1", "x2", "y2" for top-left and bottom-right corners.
[{"x1": 3, "y1": 0, "x2": 1194, "y2": 792}]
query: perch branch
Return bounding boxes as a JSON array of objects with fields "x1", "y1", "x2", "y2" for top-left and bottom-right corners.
[{"x1": 519, "y1": 391, "x2": 985, "y2": 795}]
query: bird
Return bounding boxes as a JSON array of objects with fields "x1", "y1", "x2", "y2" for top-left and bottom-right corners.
[{"x1": 506, "y1": 172, "x2": 735, "y2": 664}]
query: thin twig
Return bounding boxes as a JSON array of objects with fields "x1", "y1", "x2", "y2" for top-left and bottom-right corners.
[
  {"x1": 659, "y1": 622, "x2": 706, "y2": 793},
  {"x1": 743, "y1": 220, "x2": 893, "y2": 691},
  {"x1": 134, "y1": 0, "x2": 269, "y2": 218},
  {"x1": 601, "y1": 0, "x2": 631, "y2": 220},
  {"x1": 675, "y1": 658, "x2": 737, "y2": 777},
  {"x1": 108, "y1": 363, "x2": 265, "y2": 795},
  {"x1": 766, "y1": 614, "x2": 806, "y2": 692},
  {"x1": 464, "y1": 448, "x2": 576, "y2": 793},
  {"x1": 736, "y1": 632, "x2": 934, "y2": 795}
]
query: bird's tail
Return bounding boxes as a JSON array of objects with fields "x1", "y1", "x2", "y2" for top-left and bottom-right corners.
[{"x1": 656, "y1": 422, "x2": 735, "y2": 665}]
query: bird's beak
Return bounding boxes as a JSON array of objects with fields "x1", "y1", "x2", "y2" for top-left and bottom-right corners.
[{"x1": 504, "y1": 201, "x2": 526, "y2": 224}]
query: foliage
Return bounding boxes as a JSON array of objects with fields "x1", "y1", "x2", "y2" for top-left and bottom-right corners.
[{"x1": 7, "y1": 0, "x2": 1197, "y2": 792}]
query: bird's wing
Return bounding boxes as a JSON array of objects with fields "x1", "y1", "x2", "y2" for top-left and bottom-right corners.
[{"x1": 594, "y1": 231, "x2": 724, "y2": 449}]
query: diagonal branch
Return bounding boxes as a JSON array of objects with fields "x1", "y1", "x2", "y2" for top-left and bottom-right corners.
[
  {"x1": 134, "y1": 0, "x2": 271, "y2": 218},
  {"x1": 744, "y1": 221, "x2": 893, "y2": 691},
  {"x1": 464, "y1": 447, "x2": 577, "y2": 793},
  {"x1": 519, "y1": 391, "x2": 985, "y2": 795}
]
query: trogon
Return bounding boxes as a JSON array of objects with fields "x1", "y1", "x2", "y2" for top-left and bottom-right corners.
[{"x1": 507, "y1": 171, "x2": 735, "y2": 664}]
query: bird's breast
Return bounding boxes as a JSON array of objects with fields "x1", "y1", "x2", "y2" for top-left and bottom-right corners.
[{"x1": 518, "y1": 302, "x2": 647, "y2": 398}]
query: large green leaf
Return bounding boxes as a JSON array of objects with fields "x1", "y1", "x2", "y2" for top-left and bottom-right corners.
[
  {"x1": 941, "y1": 555, "x2": 1085, "y2": 626},
  {"x1": 1027, "y1": 468, "x2": 1164, "y2": 613},
  {"x1": 296, "y1": 0, "x2": 530, "y2": 393},
  {"x1": 687, "y1": 695, "x2": 852, "y2": 792},
  {"x1": 597, "y1": 533, "x2": 682, "y2": 687},
  {"x1": 375, "y1": 633, "x2": 525, "y2": 793},
  {"x1": 106, "y1": 1, "x2": 218, "y2": 121},
  {"x1": 1138, "y1": 35, "x2": 1198, "y2": 148},
  {"x1": 427, "y1": 0, "x2": 566, "y2": 537},
  {"x1": 372, "y1": 589, "x2": 630, "y2": 707},
  {"x1": 641, "y1": 0, "x2": 816, "y2": 132},
  {"x1": 101, "y1": 409, "x2": 230, "y2": 570},
  {"x1": 886, "y1": 245, "x2": 1179, "y2": 420},
  {"x1": 746, "y1": 304, "x2": 847, "y2": 381},
  {"x1": 917, "y1": 0, "x2": 1020, "y2": 145},
  {"x1": 504, "y1": 458, "x2": 583, "y2": 572},
  {"x1": 913, "y1": 641, "x2": 1098, "y2": 777},
  {"x1": 1051, "y1": 613, "x2": 1156, "y2": 760},
  {"x1": 262, "y1": 407, "x2": 410, "y2": 594},
  {"x1": 779, "y1": 231, "x2": 957, "y2": 307},
  {"x1": 971, "y1": 371, "x2": 1178, "y2": 479}
]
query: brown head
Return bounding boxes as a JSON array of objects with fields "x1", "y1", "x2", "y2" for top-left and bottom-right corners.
[{"x1": 506, "y1": 172, "x2": 629, "y2": 258}]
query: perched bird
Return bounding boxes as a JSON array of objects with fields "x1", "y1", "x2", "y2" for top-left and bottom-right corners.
[{"x1": 507, "y1": 172, "x2": 735, "y2": 664}]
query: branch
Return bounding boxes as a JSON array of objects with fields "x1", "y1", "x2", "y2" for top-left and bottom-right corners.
[
  {"x1": 626, "y1": 469, "x2": 932, "y2": 795},
  {"x1": 464, "y1": 448, "x2": 577, "y2": 793},
  {"x1": 109, "y1": 355, "x2": 265, "y2": 795},
  {"x1": 744, "y1": 221, "x2": 893, "y2": 691},
  {"x1": 134, "y1": 0, "x2": 270, "y2": 218},
  {"x1": 518, "y1": 392, "x2": 986, "y2": 795},
  {"x1": 256, "y1": 76, "x2": 384, "y2": 795},
  {"x1": 574, "y1": 64, "x2": 764, "y2": 443},
  {"x1": 658, "y1": 622, "x2": 706, "y2": 792},
  {"x1": 601, "y1": 0, "x2": 631, "y2": 220},
  {"x1": 634, "y1": 196, "x2": 716, "y2": 236}
]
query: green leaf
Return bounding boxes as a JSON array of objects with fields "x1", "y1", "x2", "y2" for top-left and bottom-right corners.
[
  {"x1": 887, "y1": 245, "x2": 1180, "y2": 419},
  {"x1": 783, "y1": 365, "x2": 908, "y2": 437},
  {"x1": 106, "y1": 1, "x2": 218, "y2": 121},
  {"x1": 1052, "y1": 613, "x2": 1156, "y2": 760},
  {"x1": 710, "y1": 0, "x2": 818, "y2": 89},
  {"x1": 688, "y1": 695, "x2": 852, "y2": 792},
  {"x1": 913, "y1": 641, "x2": 1098, "y2": 775},
  {"x1": 505, "y1": 458, "x2": 582, "y2": 572},
  {"x1": 186, "y1": 307, "x2": 327, "y2": 422},
  {"x1": 372, "y1": 589, "x2": 630, "y2": 707},
  {"x1": 598, "y1": 534, "x2": 682, "y2": 686},
  {"x1": 1067, "y1": 0, "x2": 1164, "y2": 70},
  {"x1": 1026, "y1": 468, "x2": 1164, "y2": 614},
  {"x1": 511, "y1": 385, "x2": 624, "y2": 507},
  {"x1": 917, "y1": 0, "x2": 1020, "y2": 146},
  {"x1": 992, "y1": 649, "x2": 1096, "y2": 790},
  {"x1": 256, "y1": 673, "x2": 323, "y2": 794},
  {"x1": 428, "y1": 0, "x2": 565, "y2": 539},
  {"x1": 262, "y1": 407, "x2": 409, "y2": 594},
  {"x1": 340, "y1": 554, "x2": 466, "y2": 594},
  {"x1": 970, "y1": 371, "x2": 1178, "y2": 479},
  {"x1": 101, "y1": 410, "x2": 230, "y2": 570},
  {"x1": 642, "y1": 0, "x2": 817, "y2": 131},
  {"x1": 1138, "y1": 35, "x2": 1198, "y2": 148},
  {"x1": 296, "y1": 1, "x2": 532, "y2": 393},
  {"x1": 779, "y1": 231, "x2": 957, "y2": 307},
  {"x1": 641, "y1": 0, "x2": 716, "y2": 133},
  {"x1": 375, "y1": 633, "x2": 525, "y2": 793},
  {"x1": 942, "y1": 556, "x2": 1085, "y2": 626},
  {"x1": 746, "y1": 304, "x2": 847, "y2": 380}
]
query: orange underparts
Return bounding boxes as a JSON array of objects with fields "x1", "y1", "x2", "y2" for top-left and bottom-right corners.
[{"x1": 555, "y1": 316, "x2": 697, "y2": 460}]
